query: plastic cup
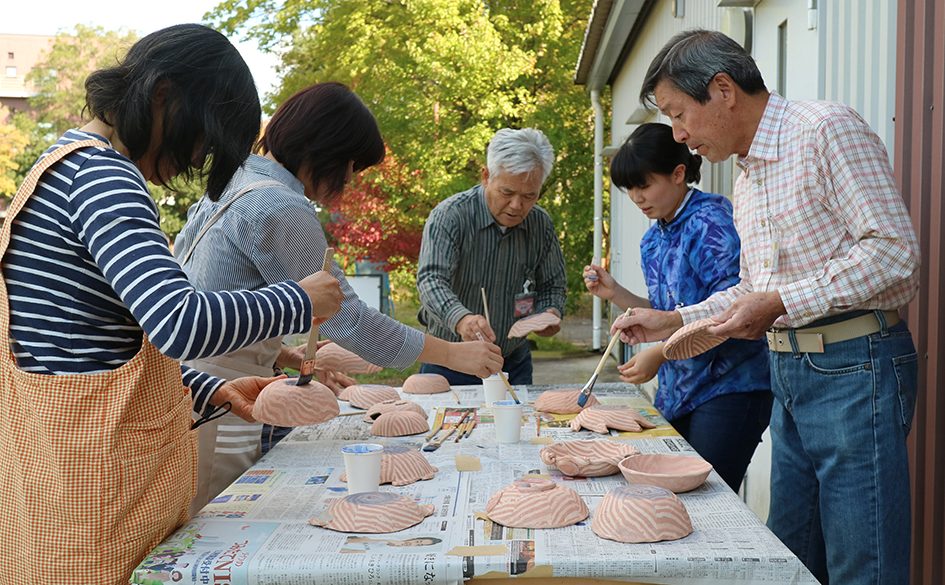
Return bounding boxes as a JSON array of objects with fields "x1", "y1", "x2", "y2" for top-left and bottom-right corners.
[
  {"x1": 492, "y1": 400, "x2": 524, "y2": 443},
  {"x1": 482, "y1": 372, "x2": 509, "y2": 405},
  {"x1": 342, "y1": 443, "x2": 384, "y2": 494}
]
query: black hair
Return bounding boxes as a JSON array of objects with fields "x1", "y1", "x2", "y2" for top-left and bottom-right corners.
[
  {"x1": 640, "y1": 28, "x2": 767, "y2": 108},
  {"x1": 259, "y1": 82, "x2": 385, "y2": 202},
  {"x1": 85, "y1": 23, "x2": 261, "y2": 200},
  {"x1": 610, "y1": 123, "x2": 702, "y2": 190}
]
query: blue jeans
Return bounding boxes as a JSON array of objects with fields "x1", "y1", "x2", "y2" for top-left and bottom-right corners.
[
  {"x1": 260, "y1": 424, "x2": 293, "y2": 455},
  {"x1": 671, "y1": 390, "x2": 773, "y2": 492},
  {"x1": 420, "y1": 342, "x2": 533, "y2": 385},
  {"x1": 766, "y1": 316, "x2": 917, "y2": 585}
]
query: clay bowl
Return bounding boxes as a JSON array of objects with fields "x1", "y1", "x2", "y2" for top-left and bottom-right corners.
[
  {"x1": 485, "y1": 477, "x2": 588, "y2": 528},
  {"x1": 341, "y1": 444, "x2": 438, "y2": 486},
  {"x1": 362, "y1": 399, "x2": 426, "y2": 423},
  {"x1": 533, "y1": 389, "x2": 599, "y2": 414},
  {"x1": 507, "y1": 312, "x2": 561, "y2": 338},
  {"x1": 402, "y1": 373, "x2": 450, "y2": 395},
  {"x1": 252, "y1": 377, "x2": 340, "y2": 426},
  {"x1": 371, "y1": 411, "x2": 429, "y2": 437},
  {"x1": 662, "y1": 318, "x2": 727, "y2": 360},
  {"x1": 539, "y1": 440, "x2": 639, "y2": 477},
  {"x1": 343, "y1": 384, "x2": 400, "y2": 409},
  {"x1": 309, "y1": 491, "x2": 435, "y2": 533},
  {"x1": 617, "y1": 453, "x2": 713, "y2": 493},
  {"x1": 570, "y1": 405, "x2": 657, "y2": 434},
  {"x1": 591, "y1": 485, "x2": 693, "y2": 543},
  {"x1": 315, "y1": 343, "x2": 382, "y2": 374}
]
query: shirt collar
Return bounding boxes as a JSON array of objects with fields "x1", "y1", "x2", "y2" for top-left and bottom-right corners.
[
  {"x1": 242, "y1": 153, "x2": 306, "y2": 194},
  {"x1": 659, "y1": 188, "x2": 695, "y2": 226},
  {"x1": 737, "y1": 92, "x2": 786, "y2": 171}
]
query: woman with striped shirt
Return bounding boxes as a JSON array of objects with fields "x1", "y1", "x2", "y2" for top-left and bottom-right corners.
[
  {"x1": 0, "y1": 25, "x2": 342, "y2": 584},
  {"x1": 176, "y1": 82, "x2": 504, "y2": 508}
]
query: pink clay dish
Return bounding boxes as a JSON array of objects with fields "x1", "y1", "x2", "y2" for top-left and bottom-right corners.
[
  {"x1": 341, "y1": 444, "x2": 438, "y2": 486},
  {"x1": 662, "y1": 318, "x2": 727, "y2": 360},
  {"x1": 371, "y1": 411, "x2": 430, "y2": 437},
  {"x1": 315, "y1": 343, "x2": 382, "y2": 374},
  {"x1": 309, "y1": 491, "x2": 435, "y2": 533},
  {"x1": 362, "y1": 399, "x2": 426, "y2": 423},
  {"x1": 591, "y1": 485, "x2": 693, "y2": 543},
  {"x1": 617, "y1": 453, "x2": 713, "y2": 493},
  {"x1": 252, "y1": 377, "x2": 340, "y2": 426},
  {"x1": 402, "y1": 373, "x2": 450, "y2": 394},
  {"x1": 570, "y1": 405, "x2": 657, "y2": 434},
  {"x1": 345, "y1": 384, "x2": 401, "y2": 409},
  {"x1": 485, "y1": 477, "x2": 588, "y2": 528},
  {"x1": 539, "y1": 440, "x2": 639, "y2": 477},
  {"x1": 533, "y1": 389, "x2": 599, "y2": 414},
  {"x1": 507, "y1": 312, "x2": 562, "y2": 338}
]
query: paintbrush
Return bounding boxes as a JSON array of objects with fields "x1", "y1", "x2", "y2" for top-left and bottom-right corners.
[
  {"x1": 422, "y1": 410, "x2": 470, "y2": 452},
  {"x1": 297, "y1": 247, "x2": 334, "y2": 386},
  {"x1": 476, "y1": 290, "x2": 522, "y2": 405},
  {"x1": 577, "y1": 307, "x2": 633, "y2": 407},
  {"x1": 425, "y1": 408, "x2": 445, "y2": 441}
]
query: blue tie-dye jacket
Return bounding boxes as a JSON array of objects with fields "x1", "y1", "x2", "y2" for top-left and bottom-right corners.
[{"x1": 641, "y1": 189, "x2": 770, "y2": 421}]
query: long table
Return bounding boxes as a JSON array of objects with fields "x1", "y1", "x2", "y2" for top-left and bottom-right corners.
[{"x1": 132, "y1": 383, "x2": 817, "y2": 585}]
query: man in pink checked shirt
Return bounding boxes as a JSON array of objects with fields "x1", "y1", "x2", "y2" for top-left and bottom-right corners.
[{"x1": 612, "y1": 29, "x2": 920, "y2": 585}]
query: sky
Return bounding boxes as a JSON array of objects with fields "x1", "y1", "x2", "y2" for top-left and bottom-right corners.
[{"x1": 3, "y1": 0, "x2": 282, "y2": 98}]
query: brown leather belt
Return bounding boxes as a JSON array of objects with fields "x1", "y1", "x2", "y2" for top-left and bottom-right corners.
[{"x1": 766, "y1": 310, "x2": 901, "y2": 353}]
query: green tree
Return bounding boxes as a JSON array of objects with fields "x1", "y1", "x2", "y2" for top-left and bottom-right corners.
[
  {"x1": 210, "y1": 0, "x2": 600, "y2": 310},
  {"x1": 0, "y1": 108, "x2": 31, "y2": 197}
]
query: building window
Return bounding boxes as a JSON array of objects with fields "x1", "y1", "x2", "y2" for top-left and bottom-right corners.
[
  {"x1": 7, "y1": 52, "x2": 13, "y2": 60},
  {"x1": 777, "y1": 20, "x2": 788, "y2": 96},
  {"x1": 5, "y1": 66, "x2": 16, "y2": 78}
]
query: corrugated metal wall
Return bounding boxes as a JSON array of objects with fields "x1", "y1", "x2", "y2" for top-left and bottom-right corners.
[
  {"x1": 821, "y1": 0, "x2": 898, "y2": 153},
  {"x1": 895, "y1": 1, "x2": 945, "y2": 584}
]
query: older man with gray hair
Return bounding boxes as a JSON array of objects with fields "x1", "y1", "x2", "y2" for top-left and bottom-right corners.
[{"x1": 417, "y1": 128, "x2": 566, "y2": 385}]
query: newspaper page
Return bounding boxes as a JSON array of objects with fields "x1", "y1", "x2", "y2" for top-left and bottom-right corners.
[{"x1": 133, "y1": 383, "x2": 816, "y2": 585}]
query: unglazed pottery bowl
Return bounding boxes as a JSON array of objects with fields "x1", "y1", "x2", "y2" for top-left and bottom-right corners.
[
  {"x1": 485, "y1": 477, "x2": 588, "y2": 528},
  {"x1": 533, "y1": 389, "x2": 599, "y2": 414},
  {"x1": 252, "y1": 377, "x2": 339, "y2": 426},
  {"x1": 591, "y1": 485, "x2": 693, "y2": 543},
  {"x1": 309, "y1": 491, "x2": 435, "y2": 533},
  {"x1": 402, "y1": 373, "x2": 451, "y2": 394},
  {"x1": 371, "y1": 411, "x2": 430, "y2": 437},
  {"x1": 362, "y1": 399, "x2": 426, "y2": 423},
  {"x1": 507, "y1": 312, "x2": 561, "y2": 338},
  {"x1": 570, "y1": 405, "x2": 657, "y2": 434},
  {"x1": 662, "y1": 318, "x2": 727, "y2": 360},
  {"x1": 539, "y1": 440, "x2": 639, "y2": 477},
  {"x1": 343, "y1": 384, "x2": 401, "y2": 409},
  {"x1": 341, "y1": 444, "x2": 438, "y2": 486},
  {"x1": 617, "y1": 453, "x2": 713, "y2": 493},
  {"x1": 315, "y1": 343, "x2": 382, "y2": 374}
]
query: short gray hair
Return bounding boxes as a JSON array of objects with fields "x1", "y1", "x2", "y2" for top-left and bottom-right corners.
[
  {"x1": 640, "y1": 29, "x2": 766, "y2": 107},
  {"x1": 486, "y1": 128, "x2": 555, "y2": 183}
]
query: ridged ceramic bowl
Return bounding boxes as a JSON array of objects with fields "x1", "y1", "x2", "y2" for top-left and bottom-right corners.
[
  {"x1": 618, "y1": 453, "x2": 713, "y2": 493},
  {"x1": 252, "y1": 377, "x2": 339, "y2": 426},
  {"x1": 362, "y1": 399, "x2": 426, "y2": 423},
  {"x1": 591, "y1": 485, "x2": 693, "y2": 543},
  {"x1": 570, "y1": 405, "x2": 657, "y2": 434},
  {"x1": 533, "y1": 389, "x2": 598, "y2": 414},
  {"x1": 507, "y1": 312, "x2": 561, "y2": 338},
  {"x1": 371, "y1": 411, "x2": 430, "y2": 437},
  {"x1": 485, "y1": 477, "x2": 588, "y2": 528},
  {"x1": 662, "y1": 318, "x2": 727, "y2": 360},
  {"x1": 402, "y1": 373, "x2": 450, "y2": 394},
  {"x1": 343, "y1": 384, "x2": 401, "y2": 409},
  {"x1": 315, "y1": 343, "x2": 382, "y2": 374},
  {"x1": 341, "y1": 444, "x2": 438, "y2": 486},
  {"x1": 539, "y1": 440, "x2": 639, "y2": 477},
  {"x1": 309, "y1": 491, "x2": 434, "y2": 533}
]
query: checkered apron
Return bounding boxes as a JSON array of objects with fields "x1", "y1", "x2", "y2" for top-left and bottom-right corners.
[{"x1": 0, "y1": 140, "x2": 198, "y2": 584}]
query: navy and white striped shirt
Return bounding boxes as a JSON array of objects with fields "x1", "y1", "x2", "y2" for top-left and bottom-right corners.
[
  {"x1": 174, "y1": 154, "x2": 424, "y2": 369},
  {"x1": 4, "y1": 130, "x2": 313, "y2": 415}
]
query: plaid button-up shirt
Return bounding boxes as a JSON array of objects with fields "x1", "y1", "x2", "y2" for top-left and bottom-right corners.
[{"x1": 679, "y1": 93, "x2": 919, "y2": 328}]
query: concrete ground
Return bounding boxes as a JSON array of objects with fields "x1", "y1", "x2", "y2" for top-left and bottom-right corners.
[{"x1": 531, "y1": 314, "x2": 625, "y2": 386}]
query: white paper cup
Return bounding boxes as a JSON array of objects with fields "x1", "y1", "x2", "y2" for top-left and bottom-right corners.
[
  {"x1": 482, "y1": 372, "x2": 509, "y2": 405},
  {"x1": 492, "y1": 400, "x2": 523, "y2": 443},
  {"x1": 342, "y1": 443, "x2": 384, "y2": 494}
]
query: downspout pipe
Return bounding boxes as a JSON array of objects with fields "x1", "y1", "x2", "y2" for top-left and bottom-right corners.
[{"x1": 591, "y1": 89, "x2": 604, "y2": 351}]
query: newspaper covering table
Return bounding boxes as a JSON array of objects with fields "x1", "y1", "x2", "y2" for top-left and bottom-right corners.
[{"x1": 132, "y1": 383, "x2": 817, "y2": 585}]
